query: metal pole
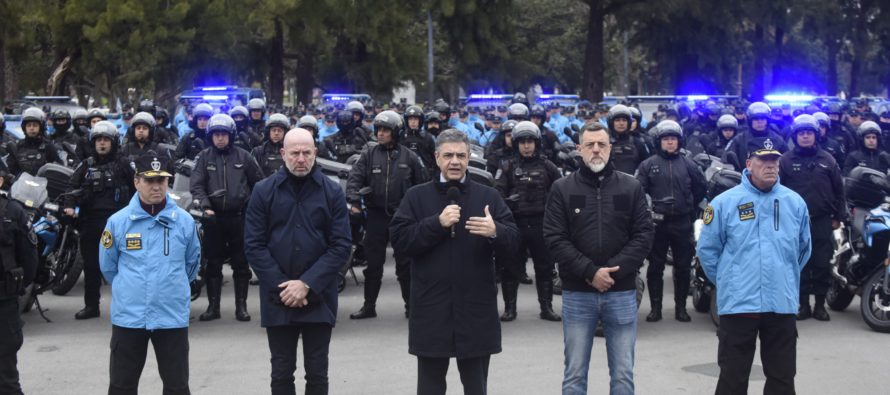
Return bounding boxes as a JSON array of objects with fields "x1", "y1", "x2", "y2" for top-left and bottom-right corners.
[
  {"x1": 622, "y1": 31, "x2": 630, "y2": 95},
  {"x1": 427, "y1": 11, "x2": 434, "y2": 104}
]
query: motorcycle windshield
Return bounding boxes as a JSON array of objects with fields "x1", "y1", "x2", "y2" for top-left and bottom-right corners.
[{"x1": 10, "y1": 173, "x2": 49, "y2": 209}]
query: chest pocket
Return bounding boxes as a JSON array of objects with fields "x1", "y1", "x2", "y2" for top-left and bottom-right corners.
[{"x1": 398, "y1": 163, "x2": 411, "y2": 180}]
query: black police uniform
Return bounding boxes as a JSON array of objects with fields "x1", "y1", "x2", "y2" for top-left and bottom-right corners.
[
  {"x1": 401, "y1": 128, "x2": 436, "y2": 171},
  {"x1": 702, "y1": 132, "x2": 735, "y2": 159},
  {"x1": 323, "y1": 127, "x2": 369, "y2": 164},
  {"x1": 173, "y1": 129, "x2": 208, "y2": 161},
  {"x1": 609, "y1": 130, "x2": 652, "y2": 175},
  {"x1": 842, "y1": 142, "x2": 890, "y2": 175},
  {"x1": 818, "y1": 133, "x2": 846, "y2": 167},
  {"x1": 0, "y1": 192, "x2": 38, "y2": 394},
  {"x1": 723, "y1": 128, "x2": 788, "y2": 172},
  {"x1": 346, "y1": 142, "x2": 426, "y2": 318},
  {"x1": 636, "y1": 147, "x2": 707, "y2": 321},
  {"x1": 190, "y1": 142, "x2": 264, "y2": 321},
  {"x1": 64, "y1": 148, "x2": 135, "y2": 318},
  {"x1": 250, "y1": 139, "x2": 285, "y2": 177},
  {"x1": 780, "y1": 145, "x2": 847, "y2": 319},
  {"x1": 6, "y1": 137, "x2": 62, "y2": 177},
  {"x1": 494, "y1": 152, "x2": 563, "y2": 321},
  {"x1": 50, "y1": 126, "x2": 88, "y2": 168}
]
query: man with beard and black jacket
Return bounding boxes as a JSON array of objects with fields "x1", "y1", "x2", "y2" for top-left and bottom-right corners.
[
  {"x1": 324, "y1": 110, "x2": 370, "y2": 164},
  {"x1": 780, "y1": 115, "x2": 847, "y2": 322},
  {"x1": 229, "y1": 105, "x2": 263, "y2": 152},
  {"x1": 401, "y1": 105, "x2": 436, "y2": 171},
  {"x1": 63, "y1": 121, "x2": 135, "y2": 319},
  {"x1": 494, "y1": 121, "x2": 563, "y2": 323},
  {"x1": 190, "y1": 114, "x2": 264, "y2": 322},
  {"x1": 251, "y1": 113, "x2": 289, "y2": 177},
  {"x1": 174, "y1": 103, "x2": 213, "y2": 161},
  {"x1": 6, "y1": 107, "x2": 63, "y2": 178},
  {"x1": 389, "y1": 129, "x2": 519, "y2": 395},
  {"x1": 703, "y1": 115, "x2": 739, "y2": 159},
  {"x1": 543, "y1": 122, "x2": 654, "y2": 394},
  {"x1": 347, "y1": 111, "x2": 426, "y2": 320},
  {"x1": 120, "y1": 112, "x2": 173, "y2": 165},
  {"x1": 607, "y1": 104, "x2": 651, "y2": 175},
  {"x1": 49, "y1": 109, "x2": 87, "y2": 168},
  {"x1": 636, "y1": 120, "x2": 707, "y2": 323},
  {"x1": 843, "y1": 121, "x2": 890, "y2": 175},
  {"x1": 723, "y1": 102, "x2": 788, "y2": 172}
]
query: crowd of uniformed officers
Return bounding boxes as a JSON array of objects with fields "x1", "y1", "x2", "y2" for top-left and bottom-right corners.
[{"x1": 0, "y1": 92, "x2": 880, "y2": 392}]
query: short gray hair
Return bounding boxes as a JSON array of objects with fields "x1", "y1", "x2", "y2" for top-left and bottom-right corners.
[{"x1": 435, "y1": 129, "x2": 470, "y2": 151}]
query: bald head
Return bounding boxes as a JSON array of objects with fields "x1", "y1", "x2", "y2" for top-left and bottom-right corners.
[
  {"x1": 281, "y1": 128, "x2": 317, "y2": 177},
  {"x1": 284, "y1": 128, "x2": 315, "y2": 148}
]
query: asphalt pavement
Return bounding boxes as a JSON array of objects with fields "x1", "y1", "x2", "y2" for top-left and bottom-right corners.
[{"x1": 18, "y1": 257, "x2": 890, "y2": 394}]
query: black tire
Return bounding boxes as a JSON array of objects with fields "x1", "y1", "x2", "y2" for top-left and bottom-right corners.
[
  {"x1": 860, "y1": 268, "x2": 890, "y2": 333},
  {"x1": 51, "y1": 242, "x2": 83, "y2": 295},
  {"x1": 692, "y1": 283, "x2": 710, "y2": 313},
  {"x1": 337, "y1": 274, "x2": 346, "y2": 293},
  {"x1": 826, "y1": 277, "x2": 854, "y2": 311},
  {"x1": 709, "y1": 289, "x2": 719, "y2": 328}
]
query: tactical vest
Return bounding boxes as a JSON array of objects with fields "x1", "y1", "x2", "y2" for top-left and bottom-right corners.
[
  {"x1": 15, "y1": 141, "x2": 49, "y2": 176},
  {"x1": 83, "y1": 158, "x2": 130, "y2": 207},
  {"x1": 0, "y1": 198, "x2": 25, "y2": 297},
  {"x1": 259, "y1": 143, "x2": 284, "y2": 176},
  {"x1": 508, "y1": 157, "x2": 552, "y2": 217}
]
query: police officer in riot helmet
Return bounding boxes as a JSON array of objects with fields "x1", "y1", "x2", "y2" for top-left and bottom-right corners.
[
  {"x1": 136, "y1": 100, "x2": 174, "y2": 145},
  {"x1": 64, "y1": 120, "x2": 135, "y2": 319},
  {"x1": 822, "y1": 102, "x2": 856, "y2": 156},
  {"x1": 246, "y1": 98, "x2": 267, "y2": 133},
  {"x1": 347, "y1": 110, "x2": 426, "y2": 319},
  {"x1": 0, "y1": 113, "x2": 9, "y2": 159},
  {"x1": 228, "y1": 106, "x2": 263, "y2": 151},
  {"x1": 779, "y1": 114, "x2": 847, "y2": 322},
  {"x1": 250, "y1": 113, "x2": 289, "y2": 177},
  {"x1": 174, "y1": 103, "x2": 213, "y2": 161},
  {"x1": 424, "y1": 111, "x2": 443, "y2": 138},
  {"x1": 486, "y1": 120, "x2": 517, "y2": 176},
  {"x1": 50, "y1": 109, "x2": 88, "y2": 167},
  {"x1": 401, "y1": 105, "x2": 436, "y2": 170},
  {"x1": 121, "y1": 112, "x2": 173, "y2": 166},
  {"x1": 842, "y1": 121, "x2": 890, "y2": 175},
  {"x1": 0, "y1": 170, "x2": 38, "y2": 393},
  {"x1": 494, "y1": 121, "x2": 563, "y2": 322},
  {"x1": 154, "y1": 107, "x2": 179, "y2": 145},
  {"x1": 813, "y1": 112, "x2": 846, "y2": 166},
  {"x1": 530, "y1": 104, "x2": 561, "y2": 164},
  {"x1": 296, "y1": 115, "x2": 334, "y2": 160},
  {"x1": 636, "y1": 120, "x2": 707, "y2": 322},
  {"x1": 607, "y1": 104, "x2": 651, "y2": 175},
  {"x1": 507, "y1": 103, "x2": 530, "y2": 122},
  {"x1": 6, "y1": 107, "x2": 63, "y2": 178},
  {"x1": 323, "y1": 110, "x2": 370, "y2": 163},
  {"x1": 722, "y1": 102, "x2": 788, "y2": 172},
  {"x1": 190, "y1": 114, "x2": 264, "y2": 322},
  {"x1": 347, "y1": 100, "x2": 367, "y2": 133},
  {"x1": 87, "y1": 108, "x2": 107, "y2": 128},
  {"x1": 71, "y1": 108, "x2": 91, "y2": 139},
  {"x1": 703, "y1": 114, "x2": 739, "y2": 158}
]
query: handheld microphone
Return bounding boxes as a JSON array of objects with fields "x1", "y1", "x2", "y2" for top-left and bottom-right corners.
[{"x1": 446, "y1": 186, "x2": 461, "y2": 238}]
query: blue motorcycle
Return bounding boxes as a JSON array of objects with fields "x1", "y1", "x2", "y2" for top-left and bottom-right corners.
[{"x1": 828, "y1": 166, "x2": 890, "y2": 333}]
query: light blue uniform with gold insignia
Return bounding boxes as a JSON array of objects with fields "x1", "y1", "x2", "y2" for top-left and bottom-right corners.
[
  {"x1": 99, "y1": 194, "x2": 200, "y2": 330},
  {"x1": 696, "y1": 169, "x2": 812, "y2": 315}
]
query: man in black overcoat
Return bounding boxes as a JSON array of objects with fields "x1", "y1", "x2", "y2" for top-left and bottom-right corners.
[{"x1": 390, "y1": 129, "x2": 520, "y2": 395}]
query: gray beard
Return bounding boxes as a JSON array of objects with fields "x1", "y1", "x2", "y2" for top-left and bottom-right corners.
[{"x1": 587, "y1": 161, "x2": 606, "y2": 173}]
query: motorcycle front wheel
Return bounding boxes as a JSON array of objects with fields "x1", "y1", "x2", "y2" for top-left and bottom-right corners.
[
  {"x1": 18, "y1": 285, "x2": 36, "y2": 314},
  {"x1": 51, "y1": 240, "x2": 83, "y2": 295},
  {"x1": 692, "y1": 283, "x2": 710, "y2": 313},
  {"x1": 860, "y1": 268, "x2": 890, "y2": 333},
  {"x1": 826, "y1": 277, "x2": 854, "y2": 311}
]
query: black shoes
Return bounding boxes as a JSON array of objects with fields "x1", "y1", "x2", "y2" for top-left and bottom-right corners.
[
  {"x1": 675, "y1": 307, "x2": 691, "y2": 322},
  {"x1": 646, "y1": 308, "x2": 662, "y2": 322},
  {"x1": 350, "y1": 304, "x2": 377, "y2": 319},
  {"x1": 75, "y1": 305, "x2": 100, "y2": 320}
]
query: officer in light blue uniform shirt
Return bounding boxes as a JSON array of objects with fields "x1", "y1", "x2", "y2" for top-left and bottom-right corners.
[
  {"x1": 100, "y1": 153, "x2": 200, "y2": 394},
  {"x1": 696, "y1": 147, "x2": 811, "y2": 395}
]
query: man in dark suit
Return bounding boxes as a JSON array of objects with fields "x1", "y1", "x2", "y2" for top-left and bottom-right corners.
[
  {"x1": 390, "y1": 129, "x2": 520, "y2": 395},
  {"x1": 244, "y1": 128, "x2": 352, "y2": 395}
]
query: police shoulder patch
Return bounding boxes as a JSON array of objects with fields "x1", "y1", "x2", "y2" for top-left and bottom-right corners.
[
  {"x1": 703, "y1": 205, "x2": 714, "y2": 225},
  {"x1": 101, "y1": 229, "x2": 113, "y2": 249}
]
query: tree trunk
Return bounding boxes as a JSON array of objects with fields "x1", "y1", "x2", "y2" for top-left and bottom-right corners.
[
  {"x1": 581, "y1": 0, "x2": 604, "y2": 102},
  {"x1": 826, "y1": 39, "x2": 839, "y2": 96},
  {"x1": 771, "y1": 26, "x2": 784, "y2": 90},
  {"x1": 296, "y1": 49, "x2": 315, "y2": 107},
  {"x1": 46, "y1": 49, "x2": 81, "y2": 96},
  {"x1": 751, "y1": 23, "x2": 766, "y2": 101},
  {"x1": 269, "y1": 18, "x2": 285, "y2": 106},
  {"x1": 0, "y1": 36, "x2": 5, "y2": 106}
]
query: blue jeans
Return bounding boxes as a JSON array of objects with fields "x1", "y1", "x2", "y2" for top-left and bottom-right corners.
[{"x1": 562, "y1": 289, "x2": 637, "y2": 395}]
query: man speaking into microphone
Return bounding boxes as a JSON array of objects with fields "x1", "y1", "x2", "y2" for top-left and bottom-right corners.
[{"x1": 390, "y1": 129, "x2": 519, "y2": 395}]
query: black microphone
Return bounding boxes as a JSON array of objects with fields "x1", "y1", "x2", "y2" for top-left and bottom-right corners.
[{"x1": 446, "y1": 186, "x2": 461, "y2": 238}]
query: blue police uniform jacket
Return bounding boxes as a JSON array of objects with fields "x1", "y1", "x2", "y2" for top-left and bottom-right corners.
[
  {"x1": 696, "y1": 169, "x2": 812, "y2": 315},
  {"x1": 99, "y1": 194, "x2": 201, "y2": 330}
]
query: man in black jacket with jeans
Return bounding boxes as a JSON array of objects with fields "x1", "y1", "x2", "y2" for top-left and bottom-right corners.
[{"x1": 544, "y1": 122, "x2": 654, "y2": 395}]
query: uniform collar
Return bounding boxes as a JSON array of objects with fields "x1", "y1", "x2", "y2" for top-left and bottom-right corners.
[{"x1": 126, "y1": 193, "x2": 178, "y2": 222}]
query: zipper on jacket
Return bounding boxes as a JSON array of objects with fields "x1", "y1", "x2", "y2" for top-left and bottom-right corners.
[
  {"x1": 597, "y1": 187, "x2": 602, "y2": 252},
  {"x1": 385, "y1": 149, "x2": 391, "y2": 215},
  {"x1": 222, "y1": 156, "x2": 227, "y2": 212},
  {"x1": 164, "y1": 227, "x2": 170, "y2": 256},
  {"x1": 774, "y1": 199, "x2": 780, "y2": 231},
  {"x1": 668, "y1": 160, "x2": 674, "y2": 216}
]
